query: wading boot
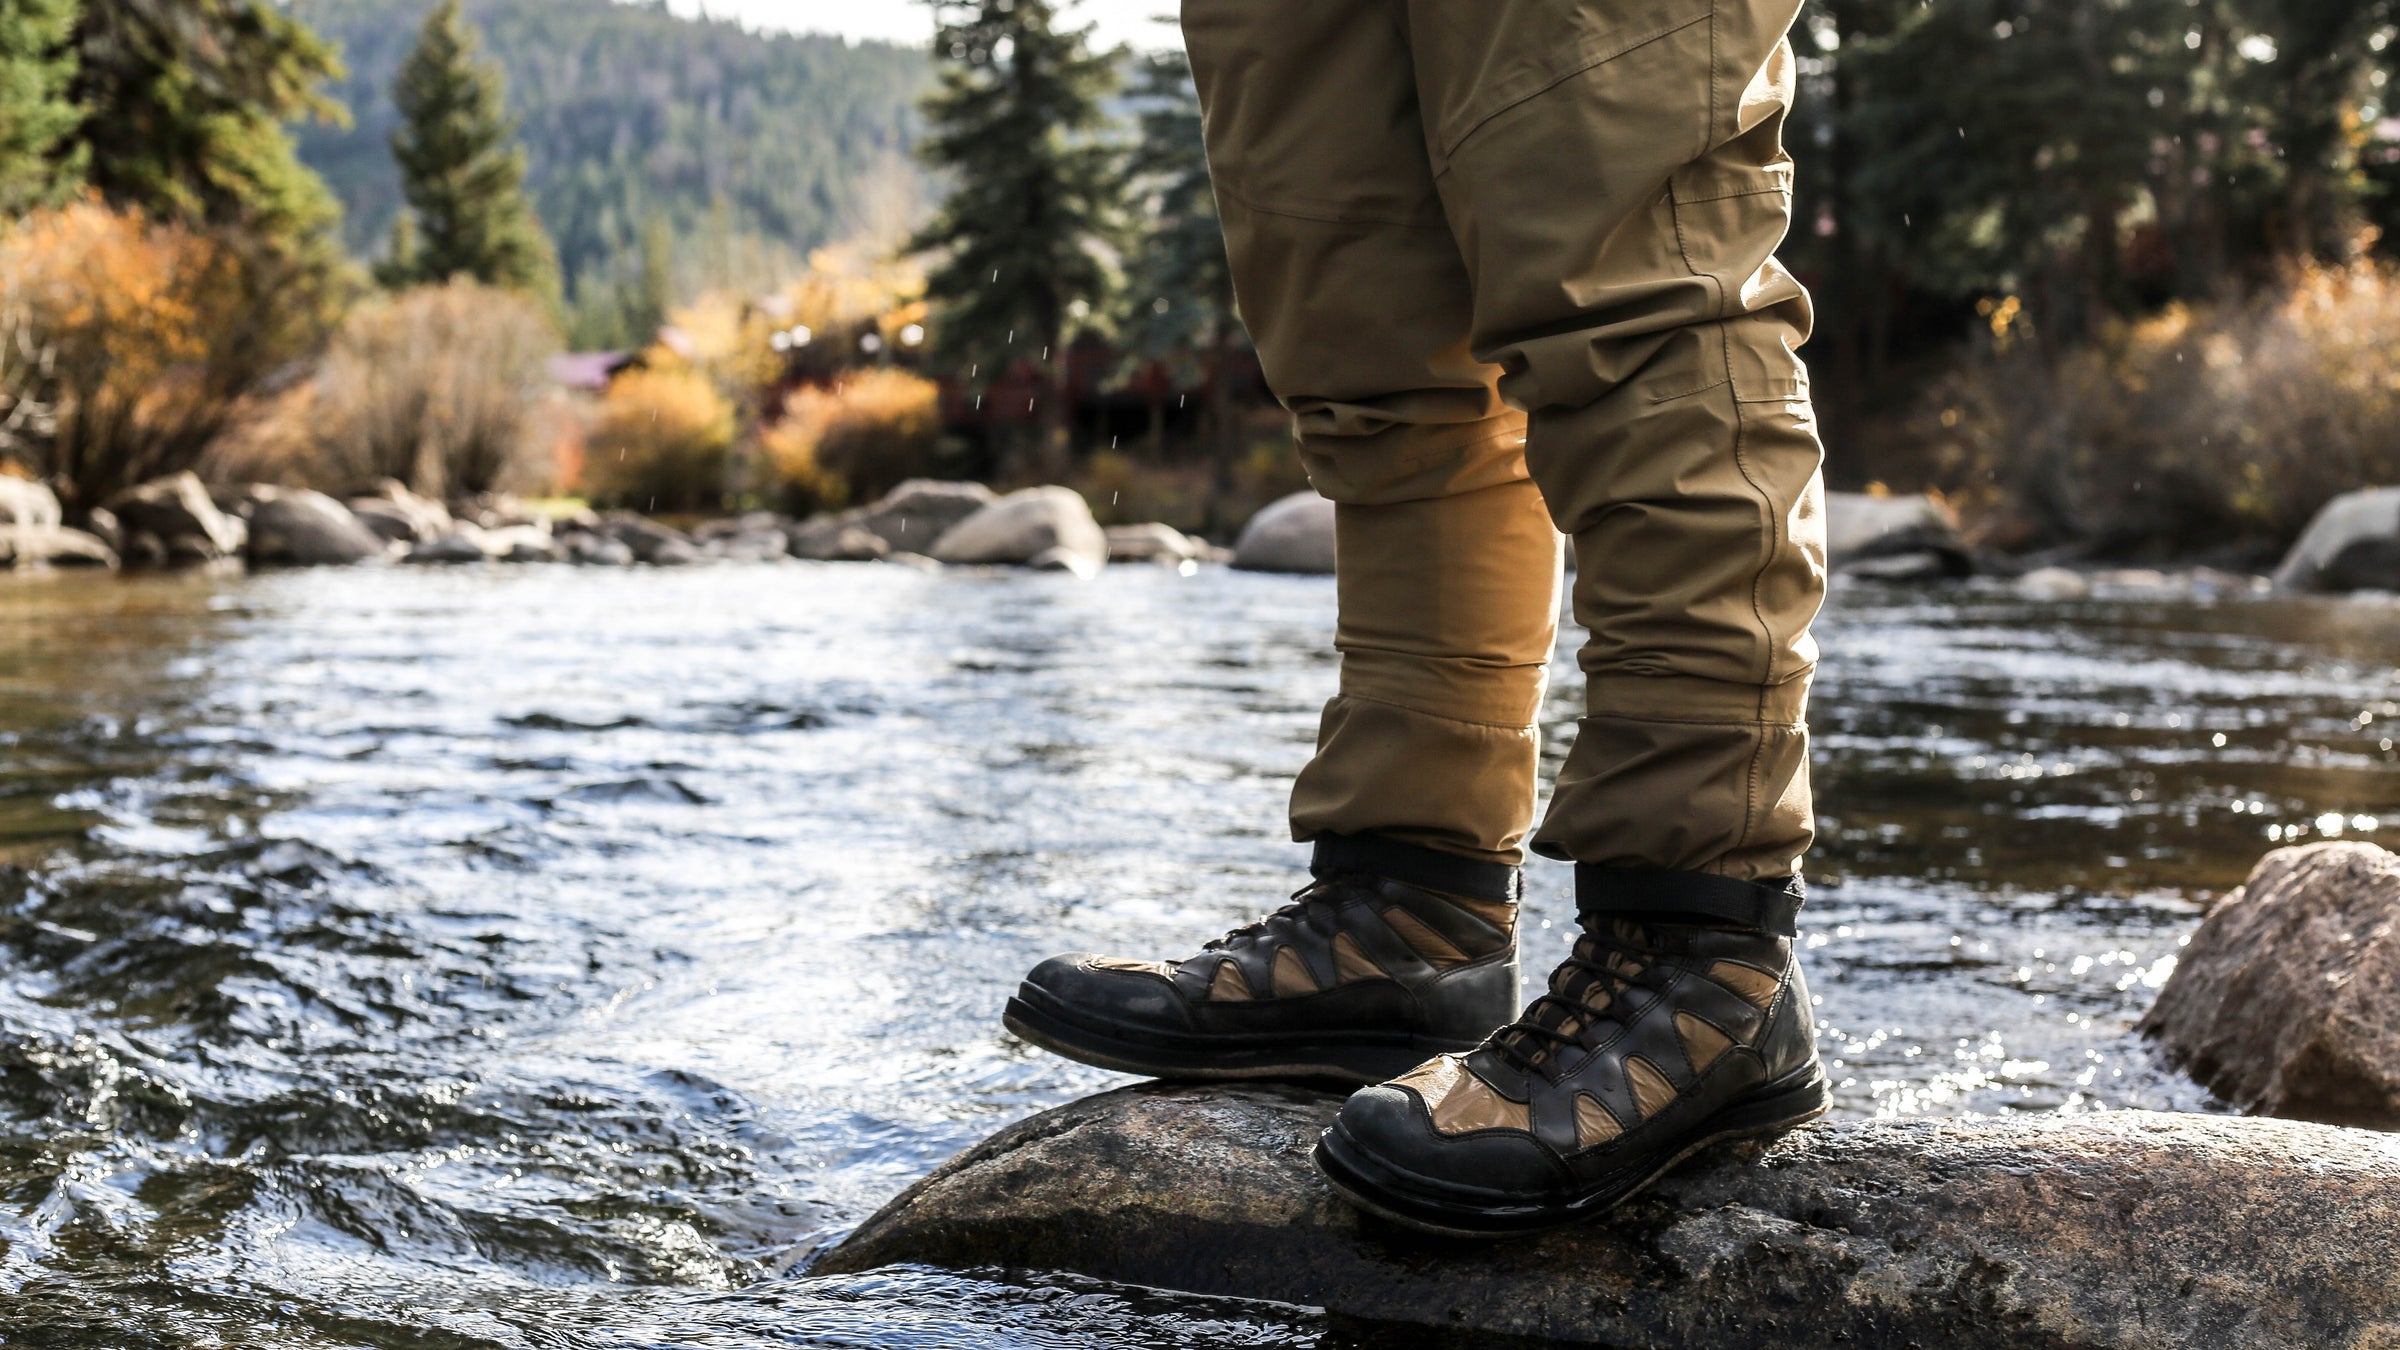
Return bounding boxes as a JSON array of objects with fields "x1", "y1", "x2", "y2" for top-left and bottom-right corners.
[
  {"x1": 1313, "y1": 870, "x2": 1829, "y2": 1237},
  {"x1": 1004, "y1": 835, "x2": 1521, "y2": 1084}
]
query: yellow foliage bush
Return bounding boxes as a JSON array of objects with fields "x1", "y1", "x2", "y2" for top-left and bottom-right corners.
[
  {"x1": 0, "y1": 198, "x2": 335, "y2": 513},
  {"x1": 1914, "y1": 263, "x2": 2400, "y2": 557},
  {"x1": 759, "y1": 368, "x2": 942, "y2": 512},
  {"x1": 580, "y1": 365, "x2": 738, "y2": 512}
]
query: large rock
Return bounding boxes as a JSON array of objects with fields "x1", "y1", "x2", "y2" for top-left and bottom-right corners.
[
  {"x1": 929, "y1": 486, "x2": 1107, "y2": 571},
  {"x1": 0, "y1": 526, "x2": 118, "y2": 569},
  {"x1": 2273, "y1": 487, "x2": 2400, "y2": 593},
  {"x1": 790, "y1": 523, "x2": 890, "y2": 563},
  {"x1": 822, "y1": 1083, "x2": 2400, "y2": 1348},
  {"x1": 104, "y1": 472, "x2": 245, "y2": 562},
  {"x1": 2141, "y1": 842, "x2": 2400, "y2": 1128},
  {"x1": 346, "y1": 481, "x2": 453, "y2": 544},
  {"x1": 598, "y1": 512, "x2": 699, "y2": 566},
  {"x1": 1106, "y1": 522, "x2": 1208, "y2": 564},
  {"x1": 1230, "y1": 491, "x2": 1336, "y2": 574},
  {"x1": 1824, "y1": 490, "x2": 1972, "y2": 578},
  {"x1": 0, "y1": 477, "x2": 61, "y2": 528},
  {"x1": 244, "y1": 488, "x2": 385, "y2": 566},
  {"x1": 786, "y1": 480, "x2": 998, "y2": 558}
]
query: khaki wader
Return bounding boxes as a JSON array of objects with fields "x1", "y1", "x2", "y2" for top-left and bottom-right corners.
[{"x1": 1184, "y1": 0, "x2": 1828, "y2": 883}]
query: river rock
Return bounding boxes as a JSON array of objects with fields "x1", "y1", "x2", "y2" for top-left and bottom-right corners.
[
  {"x1": 2272, "y1": 487, "x2": 2400, "y2": 593},
  {"x1": 822, "y1": 1083, "x2": 2400, "y2": 1348},
  {"x1": 791, "y1": 522, "x2": 891, "y2": 562},
  {"x1": 598, "y1": 512, "x2": 698, "y2": 566},
  {"x1": 347, "y1": 481, "x2": 452, "y2": 544},
  {"x1": 857, "y1": 479, "x2": 997, "y2": 551},
  {"x1": 0, "y1": 525, "x2": 118, "y2": 569},
  {"x1": 104, "y1": 472, "x2": 245, "y2": 562},
  {"x1": 929, "y1": 486, "x2": 1107, "y2": 571},
  {"x1": 480, "y1": 524, "x2": 564, "y2": 563},
  {"x1": 244, "y1": 488, "x2": 385, "y2": 566},
  {"x1": 2140, "y1": 842, "x2": 2400, "y2": 1128},
  {"x1": 1825, "y1": 491, "x2": 1972, "y2": 577},
  {"x1": 697, "y1": 512, "x2": 791, "y2": 561},
  {"x1": 560, "y1": 530, "x2": 634, "y2": 566},
  {"x1": 0, "y1": 477, "x2": 61, "y2": 528},
  {"x1": 404, "y1": 528, "x2": 492, "y2": 565},
  {"x1": 1106, "y1": 522, "x2": 1206, "y2": 564},
  {"x1": 1231, "y1": 491, "x2": 1336, "y2": 574}
]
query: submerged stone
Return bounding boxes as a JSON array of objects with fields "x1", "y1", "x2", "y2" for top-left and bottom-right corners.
[
  {"x1": 820, "y1": 1082, "x2": 2400, "y2": 1348},
  {"x1": 2142, "y1": 842, "x2": 2400, "y2": 1128}
]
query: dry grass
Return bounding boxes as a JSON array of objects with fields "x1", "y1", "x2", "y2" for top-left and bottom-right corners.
[
  {"x1": 308, "y1": 280, "x2": 563, "y2": 500},
  {"x1": 1911, "y1": 264, "x2": 2400, "y2": 559}
]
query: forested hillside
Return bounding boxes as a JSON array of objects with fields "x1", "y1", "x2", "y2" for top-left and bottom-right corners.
[{"x1": 293, "y1": 0, "x2": 932, "y2": 313}]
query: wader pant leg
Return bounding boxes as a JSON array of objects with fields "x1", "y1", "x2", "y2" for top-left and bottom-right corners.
[
  {"x1": 1187, "y1": 0, "x2": 1564, "y2": 869},
  {"x1": 1186, "y1": 0, "x2": 1826, "y2": 889}
]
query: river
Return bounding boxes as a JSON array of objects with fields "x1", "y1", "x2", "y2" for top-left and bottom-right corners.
[{"x1": 2, "y1": 563, "x2": 2396, "y2": 1347}]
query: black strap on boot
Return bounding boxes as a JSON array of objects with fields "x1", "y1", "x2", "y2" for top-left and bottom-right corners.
[
  {"x1": 1575, "y1": 865, "x2": 1804, "y2": 937},
  {"x1": 1310, "y1": 832, "x2": 1521, "y2": 905}
]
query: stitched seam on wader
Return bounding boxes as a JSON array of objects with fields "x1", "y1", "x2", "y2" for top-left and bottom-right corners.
[
  {"x1": 1678, "y1": 0, "x2": 1780, "y2": 873},
  {"x1": 1214, "y1": 180, "x2": 1452, "y2": 231},
  {"x1": 1429, "y1": 11, "x2": 1713, "y2": 171}
]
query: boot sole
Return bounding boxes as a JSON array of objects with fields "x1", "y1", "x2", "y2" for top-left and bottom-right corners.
[
  {"x1": 1311, "y1": 1063, "x2": 1833, "y2": 1238},
  {"x1": 1003, "y1": 993, "x2": 1479, "y2": 1086}
]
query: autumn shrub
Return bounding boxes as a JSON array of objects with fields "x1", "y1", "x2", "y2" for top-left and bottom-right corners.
[
  {"x1": 580, "y1": 365, "x2": 737, "y2": 512},
  {"x1": 309, "y1": 279, "x2": 563, "y2": 499},
  {"x1": 759, "y1": 368, "x2": 943, "y2": 512},
  {"x1": 1913, "y1": 264, "x2": 2400, "y2": 559},
  {"x1": 0, "y1": 198, "x2": 336, "y2": 516}
]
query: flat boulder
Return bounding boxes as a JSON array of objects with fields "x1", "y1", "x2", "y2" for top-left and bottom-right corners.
[
  {"x1": 1231, "y1": 491, "x2": 1336, "y2": 574},
  {"x1": 2273, "y1": 487, "x2": 2400, "y2": 593},
  {"x1": 104, "y1": 472, "x2": 245, "y2": 562},
  {"x1": 1824, "y1": 490, "x2": 1972, "y2": 577},
  {"x1": 822, "y1": 1083, "x2": 2400, "y2": 1348},
  {"x1": 245, "y1": 488, "x2": 385, "y2": 566},
  {"x1": 2141, "y1": 842, "x2": 2400, "y2": 1127},
  {"x1": 929, "y1": 486, "x2": 1106, "y2": 571}
]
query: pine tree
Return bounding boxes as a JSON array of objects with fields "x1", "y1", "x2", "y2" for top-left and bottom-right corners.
[
  {"x1": 911, "y1": 0, "x2": 1127, "y2": 469},
  {"x1": 0, "y1": 0, "x2": 81, "y2": 215},
  {"x1": 385, "y1": 0, "x2": 556, "y2": 294},
  {"x1": 68, "y1": 0, "x2": 347, "y2": 252},
  {"x1": 1118, "y1": 49, "x2": 1249, "y2": 481}
]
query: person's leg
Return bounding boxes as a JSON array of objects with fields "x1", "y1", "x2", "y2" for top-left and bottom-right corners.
[
  {"x1": 1003, "y1": 0, "x2": 1561, "y2": 1084},
  {"x1": 1313, "y1": 0, "x2": 1833, "y2": 1233}
]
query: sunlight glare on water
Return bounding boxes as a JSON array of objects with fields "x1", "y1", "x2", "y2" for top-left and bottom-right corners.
[{"x1": 0, "y1": 564, "x2": 2394, "y2": 1345}]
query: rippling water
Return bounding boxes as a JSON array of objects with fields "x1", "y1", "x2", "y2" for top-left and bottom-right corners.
[{"x1": 2, "y1": 563, "x2": 2396, "y2": 1347}]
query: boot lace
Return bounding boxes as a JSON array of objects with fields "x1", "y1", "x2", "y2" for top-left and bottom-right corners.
[
  {"x1": 1198, "y1": 869, "x2": 1375, "y2": 953},
  {"x1": 1489, "y1": 922, "x2": 1677, "y2": 1079}
]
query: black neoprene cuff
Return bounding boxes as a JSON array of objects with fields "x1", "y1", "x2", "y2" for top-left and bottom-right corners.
[
  {"x1": 1575, "y1": 865, "x2": 1805, "y2": 937},
  {"x1": 1310, "y1": 832, "x2": 1521, "y2": 905}
]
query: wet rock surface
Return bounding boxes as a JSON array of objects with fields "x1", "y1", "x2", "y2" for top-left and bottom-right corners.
[
  {"x1": 105, "y1": 471, "x2": 246, "y2": 561},
  {"x1": 824, "y1": 1082, "x2": 2400, "y2": 1348},
  {"x1": 1825, "y1": 490, "x2": 1973, "y2": 578},
  {"x1": 2141, "y1": 842, "x2": 2400, "y2": 1127}
]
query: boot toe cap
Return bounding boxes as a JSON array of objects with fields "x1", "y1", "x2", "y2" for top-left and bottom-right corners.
[
  {"x1": 1332, "y1": 1083, "x2": 1569, "y2": 1198},
  {"x1": 1019, "y1": 953, "x2": 1196, "y2": 1034}
]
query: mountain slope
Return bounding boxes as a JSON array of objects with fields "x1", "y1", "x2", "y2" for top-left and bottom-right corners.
[{"x1": 293, "y1": 0, "x2": 933, "y2": 297}]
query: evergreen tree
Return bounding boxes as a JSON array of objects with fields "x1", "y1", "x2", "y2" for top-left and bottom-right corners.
[
  {"x1": 1117, "y1": 50, "x2": 1248, "y2": 478},
  {"x1": 0, "y1": 0, "x2": 82, "y2": 215},
  {"x1": 911, "y1": 0, "x2": 1127, "y2": 468},
  {"x1": 384, "y1": 0, "x2": 556, "y2": 294},
  {"x1": 68, "y1": 0, "x2": 347, "y2": 252}
]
